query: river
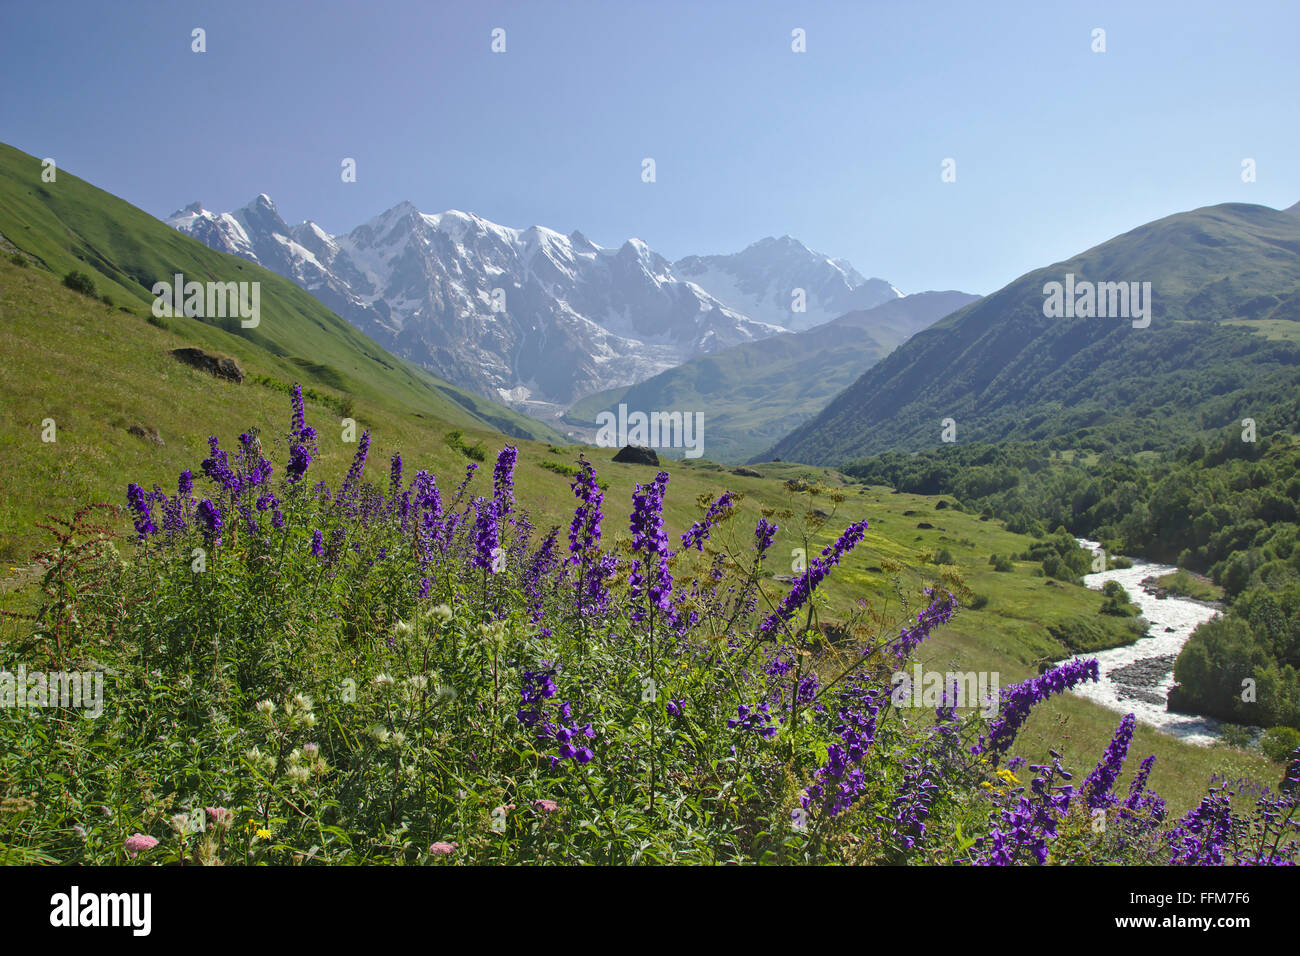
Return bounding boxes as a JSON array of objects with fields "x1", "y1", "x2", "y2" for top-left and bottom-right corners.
[{"x1": 1067, "y1": 539, "x2": 1226, "y2": 745}]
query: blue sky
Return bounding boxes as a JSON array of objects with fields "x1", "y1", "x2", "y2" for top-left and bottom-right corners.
[{"x1": 2, "y1": 0, "x2": 1297, "y2": 294}]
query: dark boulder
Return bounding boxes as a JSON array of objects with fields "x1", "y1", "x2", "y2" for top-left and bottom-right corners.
[
  {"x1": 613, "y1": 444, "x2": 659, "y2": 466},
  {"x1": 170, "y1": 347, "x2": 244, "y2": 383},
  {"x1": 732, "y1": 467, "x2": 761, "y2": 478}
]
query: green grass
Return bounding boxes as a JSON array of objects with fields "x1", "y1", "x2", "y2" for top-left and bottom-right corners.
[
  {"x1": 0, "y1": 167, "x2": 1282, "y2": 819},
  {"x1": 1153, "y1": 569, "x2": 1225, "y2": 603},
  {"x1": 1221, "y1": 317, "x2": 1300, "y2": 343},
  {"x1": 0, "y1": 141, "x2": 562, "y2": 448}
]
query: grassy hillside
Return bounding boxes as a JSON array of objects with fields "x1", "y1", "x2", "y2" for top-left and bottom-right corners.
[
  {"x1": 0, "y1": 251, "x2": 1279, "y2": 821},
  {"x1": 0, "y1": 374, "x2": 1285, "y2": 863},
  {"x1": 565, "y1": 292, "x2": 976, "y2": 463},
  {"x1": 0, "y1": 141, "x2": 562, "y2": 446},
  {"x1": 0, "y1": 169, "x2": 1286, "y2": 862},
  {"x1": 766, "y1": 202, "x2": 1300, "y2": 464}
]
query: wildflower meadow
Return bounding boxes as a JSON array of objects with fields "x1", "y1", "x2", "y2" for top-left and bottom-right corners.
[{"x1": 1, "y1": 386, "x2": 1297, "y2": 866}]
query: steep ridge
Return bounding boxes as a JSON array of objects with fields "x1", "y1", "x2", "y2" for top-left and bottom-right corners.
[
  {"x1": 0, "y1": 141, "x2": 561, "y2": 443},
  {"x1": 766, "y1": 202, "x2": 1300, "y2": 464}
]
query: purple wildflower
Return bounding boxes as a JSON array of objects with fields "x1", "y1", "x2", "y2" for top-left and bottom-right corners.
[
  {"x1": 760, "y1": 518, "x2": 869, "y2": 638},
  {"x1": 200, "y1": 436, "x2": 240, "y2": 495},
  {"x1": 493, "y1": 445, "x2": 517, "y2": 516},
  {"x1": 471, "y1": 497, "x2": 502, "y2": 573},
  {"x1": 196, "y1": 498, "x2": 223, "y2": 548},
  {"x1": 754, "y1": 517, "x2": 778, "y2": 559},
  {"x1": 567, "y1": 457, "x2": 603, "y2": 563},
  {"x1": 1081, "y1": 713, "x2": 1137, "y2": 811},
  {"x1": 126, "y1": 483, "x2": 156, "y2": 540},
  {"x1": 680, "y1": 492, "x2": 735, "y2": 551},
  {"x1": 891, "y1": 587, "x2": 959, "y2": 660},
  {"x1": 975, "y1": 658, "x2": 1100, "y2": 762},
  {"x1": 629, "y1": 472, "x2": 673, "y2": 614}
]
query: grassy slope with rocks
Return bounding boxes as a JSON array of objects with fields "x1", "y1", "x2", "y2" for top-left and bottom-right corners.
[
  {"x1": 0, "y1": 141, "x2": 561, "y2": 450},
  {"x1": 0, "y1": 164, "x2": 1289, "y2": 863},
  {"x1": 0, "y1": 258, "x2": 1279, "y2": 839},
  {"x1": 0, "y1": 382, "x2": 1290, "y2": 864}
]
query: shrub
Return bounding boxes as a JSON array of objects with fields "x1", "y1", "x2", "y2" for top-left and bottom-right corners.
[
  {"x1": 1262, "y1": 726, "x2": 1300, "y2": 763},
  {"x1": 540, "y1": 459, "x2": 579, "y2": 478},
  {"x1": 1219, "y1": 724, "x2": 1254, "y2": 750},
  {"x1": 444, "y1": 428, "x2": 486, "y2": 462},
  {"x1": 63, "y1": 269, "x2": 98, "y2": 297}
]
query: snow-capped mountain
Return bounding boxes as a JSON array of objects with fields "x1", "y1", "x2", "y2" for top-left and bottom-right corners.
[
  {"x1": 674, "y1": 236, "x2": 901, "y2": 332},
  {"x1": 166, "y1": 198, "x2": 898, "y2": 415}
]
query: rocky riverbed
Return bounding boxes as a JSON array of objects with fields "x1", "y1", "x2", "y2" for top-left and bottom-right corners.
[{"x1": 1067, "y1": 540, "x2": 1227, "y2": 745}]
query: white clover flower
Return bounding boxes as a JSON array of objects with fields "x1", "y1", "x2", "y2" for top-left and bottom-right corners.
[
  {"x1": 286, "y1": 765, "x2": 311, "y2": 786},
  {"x1": 255, "y1": 699, "x2": 275, "y2": 716},
  {"x1": 390, "y1": 731, "x2": 407, "y2": 748},
  {"x1": 374, "y1": 673, "x2": 396, "y2": 690},
  {"x1": 367, "y1": 725, "x2": 391, "y2": 744},
  {"x1": 393, "y1": 619, "x2": 411, "y2": 635},
  {"x1": 293, "y1": 693, "x2": 314, "y2": 713},
  {"x1": 429, "y1": 604, "x2": 453, "y2": 624}
]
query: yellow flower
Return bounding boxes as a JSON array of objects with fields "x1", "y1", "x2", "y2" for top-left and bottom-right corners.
[
  {"x1": 255, "y1": 828, "x2": 271, "y2": 840},
  {"x1": 996, "y1": 769, "x2": 1021, "y2": 787}
]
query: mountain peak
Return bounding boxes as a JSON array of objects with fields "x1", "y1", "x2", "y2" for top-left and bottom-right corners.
[
  {"x1": 168, "y1": 200, "x2": 207, "y2": 220},
  {"x1": 746, "y1": 235, "x2": 810, "y2": 253},
  {"x1": 379, "y1": 199, "x2": 420, "y2": 218},
  {"x1": 569, "y1": 229, "x2": 599, "y2": 252}
]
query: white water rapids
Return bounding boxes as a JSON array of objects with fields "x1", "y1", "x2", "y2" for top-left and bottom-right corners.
[{"x1": 1066, "y1": 539, "x2": 1226, "y2": 745}]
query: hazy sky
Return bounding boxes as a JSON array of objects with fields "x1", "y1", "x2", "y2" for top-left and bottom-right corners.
[{"x1": 2, "y1": 0, "x2": 1297, "y2": 294}]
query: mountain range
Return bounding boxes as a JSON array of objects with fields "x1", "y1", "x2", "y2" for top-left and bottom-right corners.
[
  {"x1": 0, "y1": 141, "x2": 562, "y2": 445},
  {"x1": 564, "y1": 290, "x2": 977, "y2": 462},
  {"x1": 766, "y1": 201, "x2": 1300, "y2": 464},
  {"x1": 167, "y1": 198, "x2": 902, "y2": 417}
]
